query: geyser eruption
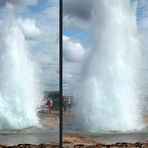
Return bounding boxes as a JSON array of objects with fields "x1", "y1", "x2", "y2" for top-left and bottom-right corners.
[
  {"x1": 0, "y1": 3, "x2": 42, "y2": 129},
  {"x1": 74, "y1": 0, "x2": 144, "y2": 132}
]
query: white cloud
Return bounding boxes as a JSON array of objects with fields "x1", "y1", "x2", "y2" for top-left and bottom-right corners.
[
  {"x1": 63, "y1": 61, "x2": 81, "y2": 95},
  {"x1": 17, "y1": 18, "x2": 42, "y2": 40},
  {"x1": 63, "y1": 35, "x2": 85, "y2": 62},
  {"x1": 26, "y1": 0, "x2": 59, "y2": 91},
  {"x1": 33, "y1": 45, "x2": 59, "y2": 91},
  {"x1": 63, "y1": 35, "x2": 87, "y2": 95}
]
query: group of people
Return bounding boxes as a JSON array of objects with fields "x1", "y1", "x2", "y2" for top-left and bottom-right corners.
[
  {"x1": 38, "y1": 98, "x2": 54, "y2": 114},
  {"x1": 39, "y1": 96, "x2": 72, "y2": 113}
]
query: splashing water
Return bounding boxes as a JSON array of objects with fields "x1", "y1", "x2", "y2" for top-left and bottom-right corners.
[
  {"x1": 0, "y1": 3, "x2": 43, "y2": 129},
  {"x1": 74, "y1": 0, "x2": 144, "y2": 132}
]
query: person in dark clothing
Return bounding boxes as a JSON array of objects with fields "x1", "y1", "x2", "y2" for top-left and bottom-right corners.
[{"x1": 62, "y1": 97, "x2": 66, "y2": 112}]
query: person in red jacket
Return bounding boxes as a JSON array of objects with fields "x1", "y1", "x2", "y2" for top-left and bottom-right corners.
[{"x1": 46, "y1": 98, "x2": 53, "y2": 113}]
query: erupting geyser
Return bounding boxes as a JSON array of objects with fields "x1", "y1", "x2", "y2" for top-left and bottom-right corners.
[
  {"x1": 74, "y1": 0, "x2": 144, "y2": 132},
  {"x1": 0, "y1": 3, "x2": 42, "y2": 129}
]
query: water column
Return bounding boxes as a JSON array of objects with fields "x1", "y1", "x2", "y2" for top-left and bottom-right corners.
[
  {"x1": 75, "y1": 0, "x2": 144, "y2": 132},
  {"x1": 0, "y1": 3, "x2": 42, "y2": 129}
]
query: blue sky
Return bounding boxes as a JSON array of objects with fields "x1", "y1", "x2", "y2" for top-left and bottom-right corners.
[
  {"x1": 0, "y1": 0, "x2": 59, "y2": 92},
  {"x1": 137, "y1": 1, "x2": 148, "y2": 31}
]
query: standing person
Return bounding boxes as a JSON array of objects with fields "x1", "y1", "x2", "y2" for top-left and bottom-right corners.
[
  {"x1": 46, "y1": 99, "x2": 51, "y2": 113},
  {"x1": 68, "y1": 98, "x2": 71, "y2": 111},
  {"x1": 62, "y1": 97, "x2": 66, "y2": 112},
  {"x1": 50, "y1": 99, "x2": 53, "y2": 110}
]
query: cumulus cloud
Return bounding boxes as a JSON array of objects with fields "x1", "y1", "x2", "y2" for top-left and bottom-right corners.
[
  {"x1": 3, "y1": 0, "x2": 59, "y2": 91},
  {"x1": 17, "y1": 18, "x2": 42, "y2": 40},
  {"x1": 64, "y1": 0, "x2": 92, "y2": 20},
  {"x1": 63, "y1": 35, "x2": 85, "y2": 62},
  {"x1": 63, "y1": 35, "x2": 87, "y2": 95},
  {"x1": 0, "y1": 0, "x2": 37, "y2": 7},
  {"x1": 34, "y1": 49, "x2": 59, "y2": 91},
  {"x1": 63, "y1": 0, "x2": 92, "y2": 95},
  {"x1": 63, "y1": 0, "x2": 93, "y2": 29}
]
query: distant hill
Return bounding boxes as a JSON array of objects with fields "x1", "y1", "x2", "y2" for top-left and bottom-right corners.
[{"x1": 44, "y1": 90, "x2": 59, "y2": 100}]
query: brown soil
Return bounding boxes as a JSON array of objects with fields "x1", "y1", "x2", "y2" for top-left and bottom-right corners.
[
  {"x1": 39, "y1": 112, "x2": 59, "y2": 128},
  {"x1": 63, "y1": 133, "x2": 96, "y2": 145},
  {"x1": 63, "y1": 137, "x2": 148, "y2": 148}
]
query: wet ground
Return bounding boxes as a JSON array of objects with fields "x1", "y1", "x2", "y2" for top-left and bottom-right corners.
[
  {"x1": 0, "y1": 132, "x2": 58, "y2": 146},
  {"x1": 63, "y1": 111, "x2": 148, "y2": 146},
  {"x1": 64, "y1": 131, "x2": 148, "y2": 144},
  {"x1": 0, "y1": 112, "x2": 59, "y2": 146}
]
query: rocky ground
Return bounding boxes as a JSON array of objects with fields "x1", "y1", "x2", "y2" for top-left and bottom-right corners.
[
  {"x1": 0, "y1": 144, "x2": 59, "y2": 148},
  {"x1": 63, "y1": 142, "x2": 148, "y2": 148},
  {"x1": 64, "y1": 142, "x2": 148, "y2": 147},
  {"x1": 1, "y1": 142, "x2": 148, "y2": 147}
]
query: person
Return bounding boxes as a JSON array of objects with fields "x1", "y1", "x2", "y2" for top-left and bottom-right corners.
[
  {"x1": 46, "y1": 98, "x2": 53, "y2": 113},
  {"x1": 50, "y1": 99, "x2": 53, "y2": 109},
  {"x1": 62, "y1": 97, "x2": 66, "y2": 112},
  {"x1": 67, "y1": 98, "x2": 71, "y2": 111}
]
